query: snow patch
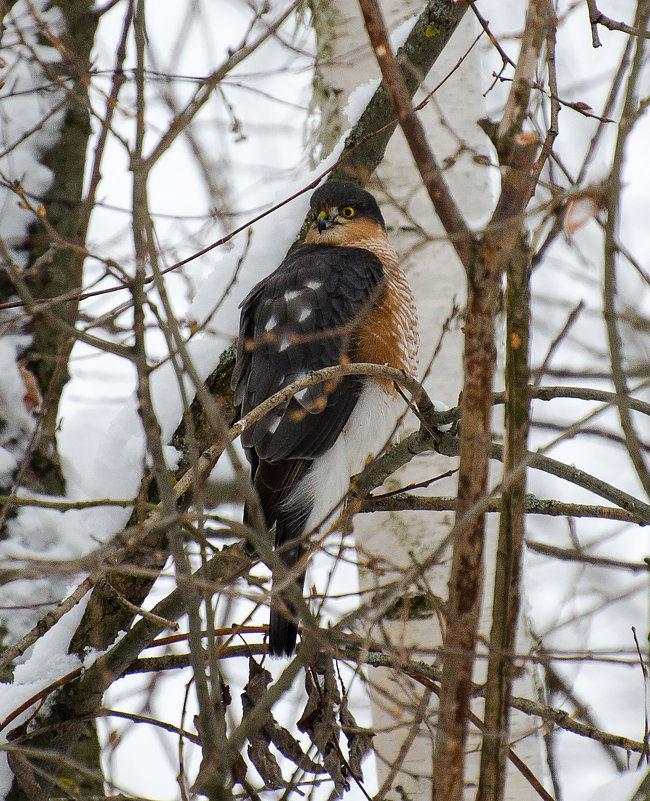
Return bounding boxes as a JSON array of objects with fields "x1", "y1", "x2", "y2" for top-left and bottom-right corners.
[
  {"x1": 588, "y1": 769, "x2": 648, "y2": 801},
  {"x1": 0, "y1": 590, "x2": 90, "y2": 800}
]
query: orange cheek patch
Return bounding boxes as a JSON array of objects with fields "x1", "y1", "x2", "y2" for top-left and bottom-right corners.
[{"x1": 305, "y1": 218, "x2": 386, "y2": 246}]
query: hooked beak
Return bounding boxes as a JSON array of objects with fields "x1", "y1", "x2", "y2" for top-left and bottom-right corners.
[{"x1": 316, "y1": 210, "x2": 335, "y2": 233}]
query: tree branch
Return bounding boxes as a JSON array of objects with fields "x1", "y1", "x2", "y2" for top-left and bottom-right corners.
[
  {"x1": 358, "y1": 0, "x2": 472, "y2": 269},
  {"x1": 602, "y1": 0, "x2": 650, "y2": 500},
  {"x1": 585, "y1": 0, "x2": 650, "y2": 47}
]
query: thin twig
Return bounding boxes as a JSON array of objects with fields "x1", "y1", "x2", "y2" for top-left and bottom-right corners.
[
  {"x1": 532, "y1": 300, "x2": 585, "y2": 386},
  {"x1": 602, "y1": 0, "x2": 650, "y2": 500},
  {"x1": 585, "y1": 0, "x2": 650, "y2": 47},
  {"x1": 358, "y1": 0, "x2": 472, "y2": 270},
  {"x1": 361, "y1": 493, "x2": 646, "y2": 526}
]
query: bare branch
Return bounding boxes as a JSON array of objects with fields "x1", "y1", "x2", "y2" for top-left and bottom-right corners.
[
  {"x1": 602, "y1": 0, "x2": 650, "y2": 499},
  {"x1": 585, "y1": 0, "x2": 650, "y2": 47},
  {"x1": 358, "y1": 0, "x2": 473, "y2": 270}
]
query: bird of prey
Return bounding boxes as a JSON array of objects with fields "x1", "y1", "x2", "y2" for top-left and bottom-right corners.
[{"x1": 232, "y1": 180, "x2": 418, "y2": 656}]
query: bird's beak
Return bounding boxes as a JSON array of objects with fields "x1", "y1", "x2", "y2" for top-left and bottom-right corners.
[{"x1": 316, "y1": 209, "x2": 334, "y2": 233}]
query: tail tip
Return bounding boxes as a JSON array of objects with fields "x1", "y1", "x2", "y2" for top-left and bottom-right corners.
[{"x1": 269, "y1": 609, "x2": 298, "y2": 658}]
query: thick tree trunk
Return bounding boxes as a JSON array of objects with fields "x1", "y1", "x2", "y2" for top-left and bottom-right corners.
[
  {"x1": 310, "y1": 2, "x2": 545, "y2": 798},
  {"x1": 0, "y1": 1, "x2": 103, "y2": 797}
]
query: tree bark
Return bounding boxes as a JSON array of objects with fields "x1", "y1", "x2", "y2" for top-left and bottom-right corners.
[{"x1": 1, "y1": 2, "x2": 102, "y2": 797}]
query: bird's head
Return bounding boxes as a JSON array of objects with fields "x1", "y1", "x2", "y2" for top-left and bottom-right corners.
[{"x1": 305, "y1": 180, "x2": 386, "y2": 246}]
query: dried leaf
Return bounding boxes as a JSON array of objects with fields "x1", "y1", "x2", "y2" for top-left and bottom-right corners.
[
  {"x1": 241, "y1": 660, "x2": 283, "y2": 787},
  {"x1": 220, "y1": 674, "x2": 232, "y2": 709},
  {"x1": 192, "y1": 752, "x2": 247, "y2": 797},
  {"x1": 339, "y1": 697, "x2": 373, "y2": 781},
  {"x1": 192, "y1": 673, "x2": 235, "y2": 789},
  {"x1": 323, "y1": 747, "x2": 349, "y2": 798},
  {"x1": 264, "y1": 720, "x2": 324, "y2": 775},
  {"x1": 231, "y1": 753, "x2": 248, "y2": 787},
  {"x1": 298, "y1": 654, "x2": 340, "y2": 747},
  {"x1": 193, "y1": 673, "x2": 231, "y2": 744},
  {"x1": 241, "y1": 658, "x2": 323, "y2": 787},
  {"x1": 247, "y1": 737, "x2": 285, "y2": 789},
  {"x1": 18, "y1": 362, "x2": 41, "y2": 414},
  {"x1": 563, "y1": 192, "x2": 601, "y2": 235},
  {"x1": 192, "y1": 674, "x2": 246, "y2": 795},
  {"x1": 298, "y1": 655, "x2": 350, "y2": 798},
  {"x1": 242, "y1": 656, "x2": 272, "y2": 706}
]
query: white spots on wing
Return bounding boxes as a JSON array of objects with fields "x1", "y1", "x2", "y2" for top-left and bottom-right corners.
[
  {"x1": 283, "y1": 286, "x2": 313, "y2": 324},
  {"x1": 293, "y1": 371, "x2": 308, "y2": 402},
  {"x1": 278, "y1": 338, "x2": 290, "y2": 352},
  {"x1": 305, "y1": 279, "x2": 322, "y2": 290},
  {"x1": 264, "y1": 314, "x2": 278, "y2": 331},
  {"x1": 267, "y1": 415, "x2": 281, "y2": 434}
]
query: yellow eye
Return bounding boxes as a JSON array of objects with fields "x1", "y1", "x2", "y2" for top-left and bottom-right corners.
[{"x1": 341, "y1": 206, "x2": 355, "y2": 218}]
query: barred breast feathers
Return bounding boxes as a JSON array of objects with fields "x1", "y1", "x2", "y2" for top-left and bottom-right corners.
[{"x1": 348, "y1": 236, "x2": 419, "y2": 384}]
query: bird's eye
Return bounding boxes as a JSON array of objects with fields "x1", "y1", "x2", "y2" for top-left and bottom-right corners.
[{"x1": 341, "y1": 206, "x2": 355, "y2": 218}]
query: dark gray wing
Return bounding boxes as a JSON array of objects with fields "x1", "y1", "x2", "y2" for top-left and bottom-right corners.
[{"x1": 231, "y1": 244, "x2": 384, "y2": 462}]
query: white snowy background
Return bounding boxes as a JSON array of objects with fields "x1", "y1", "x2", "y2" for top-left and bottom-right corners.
[{"x1": 0, "y1": 1, "x2": 648, "y2": 800}]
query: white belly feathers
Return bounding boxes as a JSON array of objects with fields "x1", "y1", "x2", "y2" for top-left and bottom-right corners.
[{"x1": 283, "y1": 380, "x2": 404, "y2": 535}]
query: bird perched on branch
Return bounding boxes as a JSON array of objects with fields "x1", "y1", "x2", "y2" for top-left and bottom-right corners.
[{"x1": 232, "y1": 180, "x2": 418, "y2": 656}]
